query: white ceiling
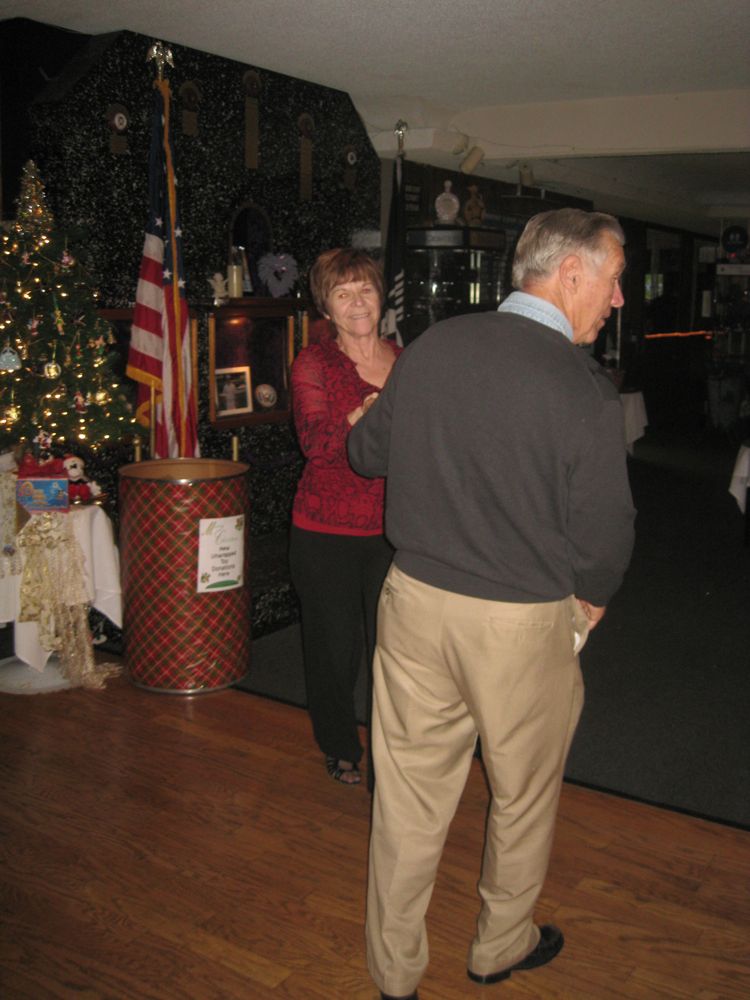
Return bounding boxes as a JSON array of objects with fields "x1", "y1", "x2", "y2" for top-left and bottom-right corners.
[{"x1": 3, "y1": 0, "x2": 750, "y2": 235}]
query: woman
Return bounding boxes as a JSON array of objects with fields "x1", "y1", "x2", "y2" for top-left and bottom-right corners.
[{"x1": 290, "y1": 248, "x2": 401, "y2": 785}]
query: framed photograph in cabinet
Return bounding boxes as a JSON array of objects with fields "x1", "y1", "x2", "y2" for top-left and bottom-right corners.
[
  {"x1": 208, "y1": 298, "x2": 298, "y2": 428},
  {"x1": 214, "y1": 366, "x2": 252, "y2": 416}
]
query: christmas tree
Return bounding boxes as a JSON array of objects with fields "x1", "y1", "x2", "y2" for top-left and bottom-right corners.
[{"x1": 0, "y1": 161, "x2": 133, "y2": 456}]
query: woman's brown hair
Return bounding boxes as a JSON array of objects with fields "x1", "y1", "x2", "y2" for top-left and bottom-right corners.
[{"x1": 308, "y1": 248, "x2": 384, "y2": 316}]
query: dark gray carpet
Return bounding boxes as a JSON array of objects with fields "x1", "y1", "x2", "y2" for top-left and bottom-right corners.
[
  {"x1": 564, "y1": 428, "x2": 750, "y2": 828},
  {"x1": 236, "y1": 428, "x2": 750, "y2": 828}
]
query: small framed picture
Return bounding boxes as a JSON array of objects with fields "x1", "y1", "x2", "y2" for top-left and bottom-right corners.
[{"x1": 214, "y1": 366, "x2": 253, "y2": 416}]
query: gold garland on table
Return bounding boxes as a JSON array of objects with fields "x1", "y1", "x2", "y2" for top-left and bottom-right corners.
[
  {"x1": 16, "y1": 512, "x2": 120, "y2": 689},
  {"x1": 0, "y1": 471, "x2": 22, "y2": 577}
]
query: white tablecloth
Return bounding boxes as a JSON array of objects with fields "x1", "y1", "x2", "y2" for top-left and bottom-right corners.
[
  {"x1": 620, "y1": 390, "x2": 648, "y2": 454},
  {"x1": 729, "y1": 444, "x2": 750, "y2": 515},
  {"x1": 0, "y1": 505, "x2": 122, "y2": 671}
]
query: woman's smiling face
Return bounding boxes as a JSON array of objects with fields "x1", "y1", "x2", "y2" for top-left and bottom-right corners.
[{"x1": 326, "y1": 278, "x2": 382, "y2": 340}]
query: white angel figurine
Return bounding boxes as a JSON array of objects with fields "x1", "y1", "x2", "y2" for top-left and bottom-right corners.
[{"x1": 208, "y1": 272, "x2": 228, "y2": 306}]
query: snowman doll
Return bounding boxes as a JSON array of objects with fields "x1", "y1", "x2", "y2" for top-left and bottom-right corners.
[{"x1": 63, "y1": 455, "x2": 102, "y2": 503}]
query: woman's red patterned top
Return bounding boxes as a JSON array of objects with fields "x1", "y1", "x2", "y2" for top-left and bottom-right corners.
[{"x1": 291, "y1": 336, "x2": 402, "y2": 535}]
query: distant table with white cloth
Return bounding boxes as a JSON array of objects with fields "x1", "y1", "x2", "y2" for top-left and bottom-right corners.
[
  {"x1": 619, "y1": 390, "x2": 648, "y2": 454},
  {"x1": 0, "y1": 505, "x2": 122, "y2": 671},
  {"x1": 729, "y1": 443, "x2": 750, "y2": 545}
]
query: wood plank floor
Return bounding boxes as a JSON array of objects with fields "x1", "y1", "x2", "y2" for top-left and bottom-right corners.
[{"x1": 1, "y1": 672, "x2": 748, "y2": 999}]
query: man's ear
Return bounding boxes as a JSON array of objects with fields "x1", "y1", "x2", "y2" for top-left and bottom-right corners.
[{"x1": 559, "y1": 254, "x2": 582, "y2": 292}]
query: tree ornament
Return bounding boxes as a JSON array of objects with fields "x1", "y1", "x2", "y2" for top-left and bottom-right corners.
[
  {"x1": 0, "y1": 342, "x2": 22, "y2": 371},
  {"x1": 44, "y1": 359, "x2": 62, "y2": 378},
  {"x1": 52, "y1": 296, "x2": 65, "y2": 335},
  {"x1": 32, "y1": 429, "x2": 53, "y2": 459}
]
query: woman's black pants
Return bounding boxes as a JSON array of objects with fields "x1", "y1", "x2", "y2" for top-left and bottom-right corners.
[{"x1": 289, "y1": 525, "x2": 393, "y2": 765}]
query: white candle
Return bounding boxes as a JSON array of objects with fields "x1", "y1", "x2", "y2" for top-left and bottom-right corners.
[{"x1": 227, "y1": 265, "x2": 243, "y2": 299}]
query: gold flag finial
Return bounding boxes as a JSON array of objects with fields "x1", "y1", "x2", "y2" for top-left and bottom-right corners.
[{"x1": 146, "y1": 41, "x2": 174, "y2": 80}]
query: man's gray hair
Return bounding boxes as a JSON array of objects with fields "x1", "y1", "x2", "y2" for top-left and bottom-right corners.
[{"x1": 512, "y1": 208, "x2": 625, "y2": 289}]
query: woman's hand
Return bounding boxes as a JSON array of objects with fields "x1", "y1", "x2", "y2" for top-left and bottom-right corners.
[
  {"x1": 362, "y1": 392, "x2": 379, "y2": 415},
  {"x1": 347, "y1": 392, "x2": 379, "y2": 426}
]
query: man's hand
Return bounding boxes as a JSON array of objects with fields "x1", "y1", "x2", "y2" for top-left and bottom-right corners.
[{"x1": 576, "y1": 599, "x2": 606, "y2": 630}]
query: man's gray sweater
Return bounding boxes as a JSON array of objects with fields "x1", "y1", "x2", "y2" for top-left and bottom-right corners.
[{"x1": 347, "y1": 310, "x2": 635, "y2": 607}]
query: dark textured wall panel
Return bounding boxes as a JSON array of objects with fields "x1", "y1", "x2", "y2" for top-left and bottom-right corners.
[{"x1": 28, "y1": 28, "x2": 379, "y2": 544}]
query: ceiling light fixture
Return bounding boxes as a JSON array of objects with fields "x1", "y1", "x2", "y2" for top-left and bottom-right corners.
[
  {"x1": 460, "y1": 146, "x2": 485, "y2": 174},
  {"x1": 452, "y1": 133, "x2": 470, "y2": 156},
  {"x1": 519, "y1": 163, "x2": 535, "y2": 187}
]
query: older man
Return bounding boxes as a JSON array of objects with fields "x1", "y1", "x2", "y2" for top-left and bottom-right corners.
[{"x1": 347, "y1": 208, "x2": 636, "y2": 1000}]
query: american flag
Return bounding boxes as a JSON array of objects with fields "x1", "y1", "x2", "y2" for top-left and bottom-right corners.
[
  {"x1": 127, "y1": 78, "x2": 199, "y2": 458},
  {"x1": 380, "y1": 153, "x2": 405, "y2": 346}
]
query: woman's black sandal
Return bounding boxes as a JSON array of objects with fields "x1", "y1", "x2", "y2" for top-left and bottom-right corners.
[{"x1": 325, "y1": 756, "x2": 361, "y2": 785}]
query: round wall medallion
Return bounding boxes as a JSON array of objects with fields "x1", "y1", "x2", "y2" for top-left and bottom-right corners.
[{"x1": 106, "y1": 103, "x2": 130, "y2": 132}]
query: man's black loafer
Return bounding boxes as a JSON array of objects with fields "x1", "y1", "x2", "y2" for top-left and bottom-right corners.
[
  {"x1": 467, "y1": 924, "x2": 564, "y2": 985},
  {"x1": 380, "y1": 992, "x2": 418, "y2": 1000}
]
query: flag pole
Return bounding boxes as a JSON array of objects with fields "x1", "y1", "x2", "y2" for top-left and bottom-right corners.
[
  {"x1": 146, "y1": 41, "x2": 172, "y2": 459},
  {"x1": 128, "y1": 40, "x2": 199, "y2": 458},
  {"x1": 149, "y1": 384, "x2": 156, "y2": 457},
  {"x1": 380, "y1": 121, "x2": 407, "y2": 346}
]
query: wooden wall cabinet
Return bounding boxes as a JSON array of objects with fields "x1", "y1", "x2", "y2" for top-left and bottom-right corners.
[{"x1": 208, "y1": 298, "x2": 302, "y2": 428}]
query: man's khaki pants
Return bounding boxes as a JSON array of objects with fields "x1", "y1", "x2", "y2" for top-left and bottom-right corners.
[{"x1": 366, "y1": 565, "x2": 586, "y2": 997}]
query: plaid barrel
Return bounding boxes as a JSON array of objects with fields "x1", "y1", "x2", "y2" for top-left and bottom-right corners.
[{"x1": 119, "y1": 459, "x2": 250, "y2": 692}]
